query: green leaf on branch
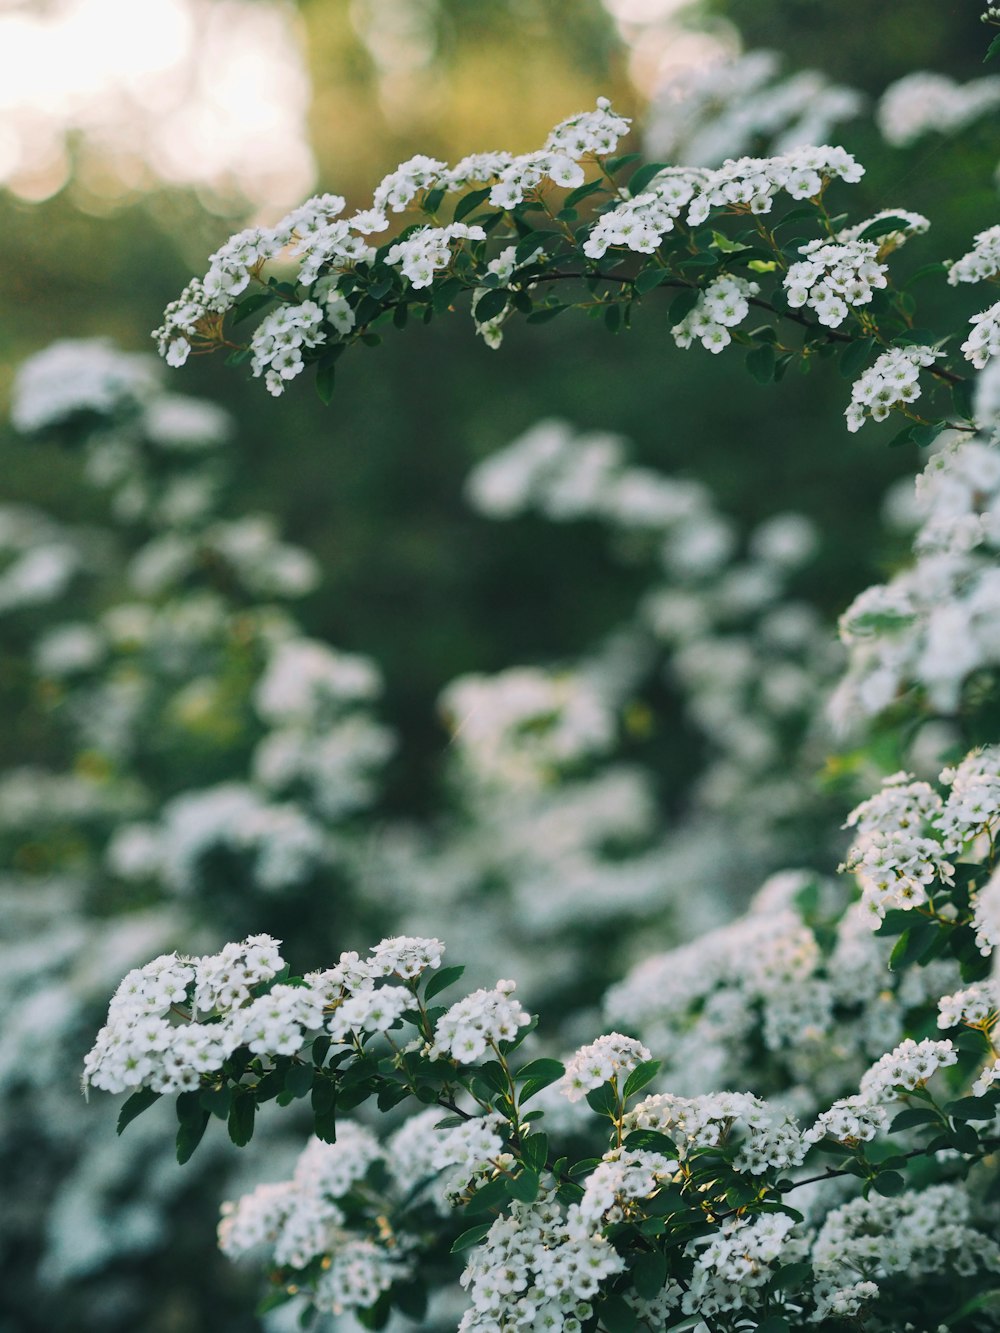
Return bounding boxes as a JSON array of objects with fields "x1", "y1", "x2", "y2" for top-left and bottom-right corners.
[
  {"x1": 454, "y1": 188, "x2": 492, "y2": 222},
  {"x1": 746, "y1": 344, "x2": 776, "y2": 384},
  {"x1": 585, "y1": 1082, "x2": 620, "y2": 1117},
  {"x1": 516, "y1": 1057, "x2": 565, "y2": 1098},
  {"x1": 946, "y1": 1095, "x2": 999, "y2": 1121},
  {"x1": 623, "y1": 1060, "x2": 661, "y2": 1100},
  {"x1": 623, "y1": 1129, "x2": 678, "y2": 1155},
  {"x1": 424, "y1": 964, "x2": 466, "y2": 1001},
  {"x1": 227, "y1": 1091, "x2": 256, "y2": 1147},
  {"x1": 632, "y1": 1250, "x2": 668, "y2": 1300},
  {"x1": 889, "y1": 1106, "x2": 941, "y2": 1132},
  {"x1": 597, "y1": 1293, "x2": 638, "y2": 1333},
  {"x1": 563, "y1": 178, "x2": 606, "y2": 208},
  {"x1": 668, "y1": 289, "x2": 700, "y2": 323},
  {"x1": 952, "y1": 378, "x2": 975, "y2": 421},
  {"x1": 521, "y1": 1132, "x2": 549, "y2": 1173},
  {"x1": 474, "y1": 288, "x2": 510, "y2": 323},
  {"x1": 451, "y1": 1222, "x2": 493, "y2": 1253},
  {"x1": 525, "y1": 305, "x2": 569, "y2": 324},
  {"x1": 116, "y1": 1086, "x2": 161, "y2": 1135},
  {"x1": 604, "y1": 153, "x2": 642, "y2": 174},
  {"x1": 911, "y1": 422, "x2": 947, "y2": 448},
  {"x1": 508, "y1": 1169, "x2": 540, "y2": 1203},
  {"x1": 756, "y1": 1318, "x2": 790, "y2": 1333},
  {"x1": 771, "y1": 1261, "x2": 811, "y2": 1292},
  {"x1": 175, "y1": 1092, "x2": 211, "y2": 1164},
  {"x1": 627, "y1": 162, "x2": 670, "y2": 196},
  {"x1": 463, "y1": 1175, "x2": 512, "y2": 1215},
  {"x1": 316, "y1": 361, "x2": 337, "y2": 405},
  {"x1": 839, "y1": 336, "x2": 875, "y2": 379},
  {"x1": 231, "y1": 291, "x2": 276, "y2": 326},
  {"x1": 888, "y1": 424, "x2": 916, "y2": 448},
  {"x1": 985, "y1": 32, "x2": 1000, "y2": 61},
  {"x1": 199, "y1": 1086, "x2": 233, "y2": 1120},
  {"x1": 889, "y1": 918, "x2": 938, "y2": 971},
  {"x1": 285, "y1": 1061, "x2": 313, "y2": 1099},
  {"x1": 872, "y1": 1171, "x2": 906, "y2": 1197},
  {"x1": 635, "y1": 267, "x2": 674, "y2": 295}
]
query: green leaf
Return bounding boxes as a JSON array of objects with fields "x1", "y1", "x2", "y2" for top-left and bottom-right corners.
[
  {"x1": 604, "y1": 152, "x2": 642, "y2": 174},
  {"x1": 952, "y1": 378, "x2": 975, "y2": 421},
  {"x1": 746, "y1": 343, "x2": 776, "y2": 384},
  {"x1": 525, "y1": 305, "x2": 569, "y2": 324},
  {"x1": 889, "y1": 918, "x2": 939, "y2": 971},
  {"x1": 947, "y1": 1095, "x2": 998, "y2": 1121},
  {"x1": 585, "y1": 1082, "x2": 620, "y2": 1117},
  {"x1": 668, "y1": 289, "x2": 700, "y2": 323},
  {"x1": 463, "y1": 1175, "x2": 511, "y2": 1215},
  {"x1": 521, "y1": 1133, "x2": 549, "y2": 1174},
  {"x1": 855, "y1": 215, "x2": 919, "y2": 241},
  {"x1": 116, "y1": 1086, "x2": 161, "y2": 1136},
  {"x1": 474, "y1": 288, "x2": 509, "y2": 323},
  {"x1": 771, "y1": 1261, "x2": 811, "y2": 1292},
  {"x1": 632, "y1": 1250, "x2": 668, "y2": 1300},
  {"x1": 285, "y1": 1061, "x2": 313, "y2": 1099},
  {"x1": 199, "y1": 1086, "x2": 233, "y2": 1121},
  {"x1": 604, "y1": 303, "x2": 622, "y2": 332},
  {"x1": 888, "y1": 424, "x2": 916, "y2": 449},
  {"x1": 454, "y1": 187, "x2": 492, "y2": 222},
  {"x1": 911, "y1": 422, "x2": 947, "y2": 448},
  {"x1": 597, "y1": 1293, "x2": 638, "y2": 1333},
  {"x1": 424, "y1": 964, "x2": 466, "y2": 1002},
  {"x1": 635, "y1": 267, "x2": 674, "y2": 295},
  {"x1": 393, "y1": 1280, "x2": 427, "y2": 1322},
  {"x1": 422, "y1": 186, "x2": 445, "y2": 215},
  {"x1": 839, "y1": 336, "x2": 875, "y2": 379},
  {"x1": 175, "y1": 1093, "x2": 211, "y2": 1165},
  {"x1": 889, "y1": 1107, "x2": 940, "y2": 1132},
  {"x1": 872, "y1": 1170, "x2": 906, "y2": 1197},
  {"x1": 985, "y1": 32, "x2": 1000, "y2": 61},
  {"x1": 515, "y1": 231, "x2": 550, "y2": 264},
  {"x1": 392, "y1": 302, "x2": 409, "y2": 330},
  {"x1": 316, "y1": 361, "x2": 337, "y2": 405},
  {"x1": 508, "y1": 1169, "x2": 540, "y2": 1203},
  {"x1": 624, "y1": 1129, "x2": 679, "y2": 1154},
  {"x1": 256, "y1": 1286, "x2": 296, "y2": 1315},
  {"x1": 451, "y1": 1222, "x2": 493, "y2": 1253},
  {"x1": 627, "y1": 162, "x2": 670, "y2": 196},
  {"x1": 774, "y1": 205, "x2": 820, "y2": 230},
  {"x1": 227, "y1": 1092, "x2": 256, "y2": 1148},
  {"x1": 623, "y1": 1060, "x2": 661, "y2": 1100},
  {"x1": 563, "y1": 178, "x2": 606, "y2": 208},
  {"x1": 231, "y1": 291, "x2": 276, "y2": 326}
]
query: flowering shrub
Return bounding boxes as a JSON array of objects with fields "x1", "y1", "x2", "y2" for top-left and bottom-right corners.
[{"x1": 66, "y1": 10, "x2": 1000, "y2": 1333}]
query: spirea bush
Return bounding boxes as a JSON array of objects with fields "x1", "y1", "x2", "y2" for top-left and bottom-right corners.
[{"x1": 20, "y1": 4, "x2": 1000, "y2": 1330}]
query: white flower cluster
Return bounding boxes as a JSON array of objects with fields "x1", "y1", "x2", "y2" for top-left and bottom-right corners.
[
  {"x1": 10, "y1": 339, "x2": 159, "y2": 433},
  {"x1": 585, "y1": 145, "x2": 863, "y2": 263},
  {"x1": 671, "y1": 275, "x2": 760, "y2": 353},
  {"x1": 218, "y1": 1125, "x2": 412, "y2": 1316},
  {"x1": 963, "y1": 300, "x2": 1000, "y2": 370},
  {"x1": 428, "y1": 979, "x2": 531, "y2": 1062},
  {"x1": 784, "y1": 238, "x2": 887, "y2": 328},
  {"x1": 811, "y1": 1184, "x2": 1000, "y2": 1310},
  {"x1": 83, "y1": 935, "x2": 283, "y2": 1094},
  {"x1": 842, "y1": 771, "x2": 953, "y2": 920},
  {"x1": 582, "y1": 170, "x2": 702, "y2": 259},
  {"x1": 155, "y1": 100, "x2": 631, "y2": 391},
  {"x1": 386, "y1": 222, "x2": 486, "y2": 289},
  {"x1": 0, "y1": 506, "x2": 81, "y2": 618},
  {"x1": 836, "y1": 209, "x2": 930, "y2": 251},
  {"x1": 844, "y1": 343, "x2": 940, "y2": 432},
  {"x1": 138, "y1": 783, "x2": 329, "y2": 896},
  {"x1": 937, "y1": 979, "x2": 998, "y2": 1031},
  {"x1": 947, "y1": 224, "x2": 1000, "y2": 285},
  {"x1": 877, "y1": 71, "x2": 1000, "y2": 147},
  {"x1": 625, "y1": 1090, "x2": 805, "y2": 1175},
  {"x1": 385, "y1": 1109, "x2": 508, "y2": 1209},
  {"x1": 685, "y1": 1212, "x2": 802, "y2": 1318},
  {"x1": 644, "y1": 50, "x2": 862, "y2": 168},
  {"x1": 576, "y1": 1147, "x2": 676, "y2": 1227},
  {"x1": 457, "y1": 1191, "x2": 624, "y2": 1333},
  {"x1": 439, "y1": 665, "x2": 616, "y2": 789},
  {"x1": 85, "y1": 934, "x2": 449, "y2": 1096},
  {"x1": 810, "y1": 1037, "x2": 957, "y2": 1146},
  {"x1": 973, "y1": 864, "x2": 1000, "y2": 957},
  {"x1": 558, "y1": 1033, "x2": 651, "y2": 1102},
  {"x1": 251, "y1": 637, "x2": 394, "y2": 820},
  {"x1": 834, "y1": 439, "x2": 1000, "y2": 719}
]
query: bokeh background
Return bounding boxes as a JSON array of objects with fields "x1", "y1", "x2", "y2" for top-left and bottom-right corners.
[{"x1": 1, "y1": 1, "x2": 997, "y2": 1329}]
